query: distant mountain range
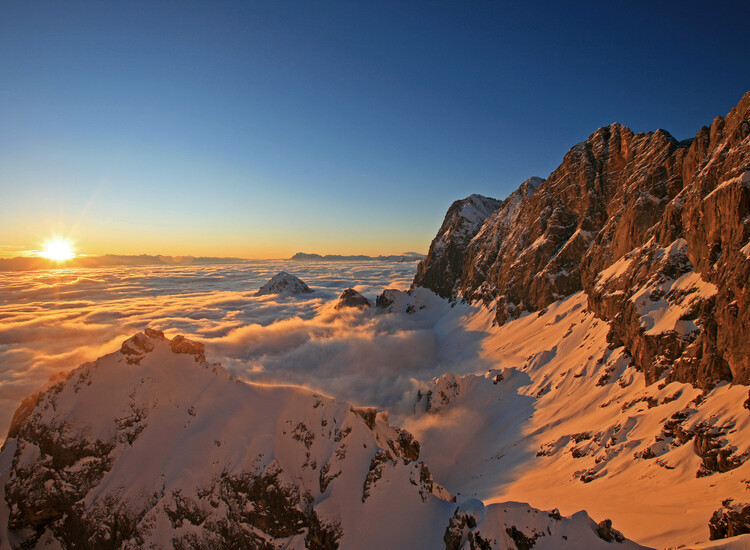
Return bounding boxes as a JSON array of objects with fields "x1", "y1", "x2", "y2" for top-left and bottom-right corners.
[
  {"x1": 0, "y1": 254, "x2": 247, "y2": 271},
  {"x1": 0, "y1": 253, "x2": 425, "y2": 272},
  {"x1": 291, "y1": 252, "x2": 424, "y2": 262}
]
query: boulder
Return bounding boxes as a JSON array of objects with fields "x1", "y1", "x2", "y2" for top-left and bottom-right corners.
[{"x1": 335, "y1": 288, "x2": 371, "y2": 310}]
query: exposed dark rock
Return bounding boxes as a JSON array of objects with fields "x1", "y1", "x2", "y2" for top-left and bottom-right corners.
[
  {"x1": 170, "y1": 334, "x2": 206, "y2": 359},
  {"x1": 443, "y1": 513, "x2": 470, "y2": 550},
  {"x1": 390, "y1": 428, "x2": 421, "y2": 462},
  {"x1": 596, "y1": 518, "x2": 625, "y2": 543},
  {"x1": 352, "y1": 406, "x2": 377, "y2": 429},
  {"x1": 335, "y1": 288, "x2": 371, "y2": 310},
  {"x1": 376, "y1": 288, "x2": 400, "y2": 309},
  {"x1": 443, "y1": 507, "x2": 494, "y2": 550},
  {"x1": 362, "y1": 450, "x2": 394, "y2": 502},
  {"x1": 709, "y1": 500, "x2": 750, "y2": 540},
  {"x1": 693, "y1": 425, "x2": 748, "y2": 477},
  {"x1": 506, "y1": 525, "x2": 539, "y2": 549}
]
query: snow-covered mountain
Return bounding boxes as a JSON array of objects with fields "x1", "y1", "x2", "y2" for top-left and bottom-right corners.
[
  {"x1": 3, "y1": 92, "x2": 748, "y2": 550},
  {"x1": 257, "y1": 272, "x2": 315, "y2": 296},
  {"x1": 0, "y1": 330, "x2": 647, "y2": 549}
]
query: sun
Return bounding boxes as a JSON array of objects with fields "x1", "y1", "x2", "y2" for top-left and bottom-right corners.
[{"x1": 40, "y1": 238, "x2": 76, "y2": 261}]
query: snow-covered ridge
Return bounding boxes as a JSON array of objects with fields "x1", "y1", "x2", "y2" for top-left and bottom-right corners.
[
  {"x1": 404, "y1": 292, "x2": 750, "y2": 548},
  {"x1": 1, "y1": 330, "x2": 449, "y2": 549},
  {"x1": 0, "y1": 329, "x2": 649, "y2": 549}
]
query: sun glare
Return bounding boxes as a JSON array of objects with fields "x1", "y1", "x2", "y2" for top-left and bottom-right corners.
[{"x1": 40, "y1": 238, "x2": 76, "y2": 261}]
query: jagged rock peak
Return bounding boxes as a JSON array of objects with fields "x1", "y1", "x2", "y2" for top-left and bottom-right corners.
[
  {"x1": 256, "y1": 271, "x2": 314, "y2": 296},
  {"x1": 412, "y1": 177, "x2": 545, "y2": 302},
  {"x1": 414, "y1": 90, "x2": 750, "y2": 388},
  {"x1": 411, "y1": 193, "x2": 504, "y2": 298},
  {"x1": 518, "y1": 175, "x2": 545, "y2": 195},
  {"x1": 335, "y1": 288, "x2": 371, "y2": 309}
]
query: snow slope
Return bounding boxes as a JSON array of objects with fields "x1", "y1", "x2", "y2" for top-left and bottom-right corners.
[
  {"x1": 0, "y1": 329, "x2": 649, "y2": 549},
  {"x1": 404, "y1": 292, "x2": 750, "y2": 549}
]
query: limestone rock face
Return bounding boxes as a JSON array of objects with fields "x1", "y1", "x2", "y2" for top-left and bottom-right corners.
[
  {"x1": 414, "y1": 91, "x2": 750, "y2": 387},
  {"x1": 412, "y1": 194, "x2": 503, "y2": 299}
]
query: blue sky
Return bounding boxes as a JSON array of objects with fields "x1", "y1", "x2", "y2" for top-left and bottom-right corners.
[{"x1": 1, "y1": 1, "x2": 748, "y2": 257}]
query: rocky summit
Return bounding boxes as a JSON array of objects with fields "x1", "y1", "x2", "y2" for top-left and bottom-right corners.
[
  {"x1": 334, "y1": 288, "x2": 371, "y2": 310},
  {"x1": 256, "y1": 271, "x2": 314, "y2": 296},
  {"x1": 413, "y1": 91, "x2": 750, "y2": 389}
]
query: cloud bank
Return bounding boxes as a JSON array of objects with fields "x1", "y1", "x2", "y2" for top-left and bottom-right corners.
[{"x1": 0, "y1": 260, "x2": 490, "y2": 440}]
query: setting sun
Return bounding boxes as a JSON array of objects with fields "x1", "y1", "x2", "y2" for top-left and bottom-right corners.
[{"x1": 40, "y1": 238, "x2": 76, "y2": 261}]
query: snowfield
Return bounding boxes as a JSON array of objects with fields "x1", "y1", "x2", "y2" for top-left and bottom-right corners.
[
  {"x1": 1, "y1": 260, "x2": 748, "y2": 548},
  {"x1": 1, "y1": 328, "x2": 648, "y2": 549}
]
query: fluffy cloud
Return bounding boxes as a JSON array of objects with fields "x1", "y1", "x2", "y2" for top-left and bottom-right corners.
[{"x1": 0, "y1": 261, "x2": 489, "y2": 440}]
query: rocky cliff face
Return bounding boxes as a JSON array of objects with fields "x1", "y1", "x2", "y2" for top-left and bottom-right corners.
[
  {"x1": 412, "y1": 194, "x2": 503, "y2": 299},
  {"x1": 414, "y1": 91, "x2": 750, "y2": 388}
]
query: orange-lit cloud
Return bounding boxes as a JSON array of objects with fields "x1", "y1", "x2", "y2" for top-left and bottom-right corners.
[{"x1": 0, "y1": 261, "x2": 491, "y2": 441}]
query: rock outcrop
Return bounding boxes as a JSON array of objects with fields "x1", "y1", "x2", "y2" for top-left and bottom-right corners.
[
  {"x1": 256, "y1": 271, "x2": 314, "y2": 296},
  {"x1": 334, "y1": 288, "x2": 371, "y2": 310},
  {"x1": 413, "y1": 91, "x2": 750, "y2": 388},
  {"x1": 709, "y1": 500, "x2": 750, "y2": 540}
]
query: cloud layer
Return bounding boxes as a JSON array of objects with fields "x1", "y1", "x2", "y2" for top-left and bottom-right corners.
[{"x1": 0, "y1": 260, "x2": 489, "y2": 440}]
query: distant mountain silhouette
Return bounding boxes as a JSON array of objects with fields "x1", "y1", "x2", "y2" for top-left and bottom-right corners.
[
  {"x1": 0, "y1": 254, "x2": 247, "y2": 271},
  {"x1": 291, "y1": 252, "x2": 424, "y2": 262}
]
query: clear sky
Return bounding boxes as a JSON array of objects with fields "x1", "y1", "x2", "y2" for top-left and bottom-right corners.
[{"x1": 1, "y1": 1, "x2": 748, "y2": 258}]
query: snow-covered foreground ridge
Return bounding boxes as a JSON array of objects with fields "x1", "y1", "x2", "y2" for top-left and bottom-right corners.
[
  {"x1": 405, "y1": 292, "x2": 750, "y2": 549},
  {"x1": 0, "y1": 329, "x2": 648, "y2": 550},
  {"x1": 400, "y1": 91, "x2": 750, "y2": 548}
]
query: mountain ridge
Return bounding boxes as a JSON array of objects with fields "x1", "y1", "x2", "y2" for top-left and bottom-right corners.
[
  {"x1": 0, "y1": 330, "x2": 648, "y2": 550},
  {"x1": 413, "y1": 90, "x2": 750, "y2": 388},
  {"x1": 291, "y1": 252, "x2": 424, "y2": 262}
]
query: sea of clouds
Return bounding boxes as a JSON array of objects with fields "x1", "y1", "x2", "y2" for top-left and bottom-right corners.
[{"x1": 0, "y1": 261, "x2": 492, "y2": 441}]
